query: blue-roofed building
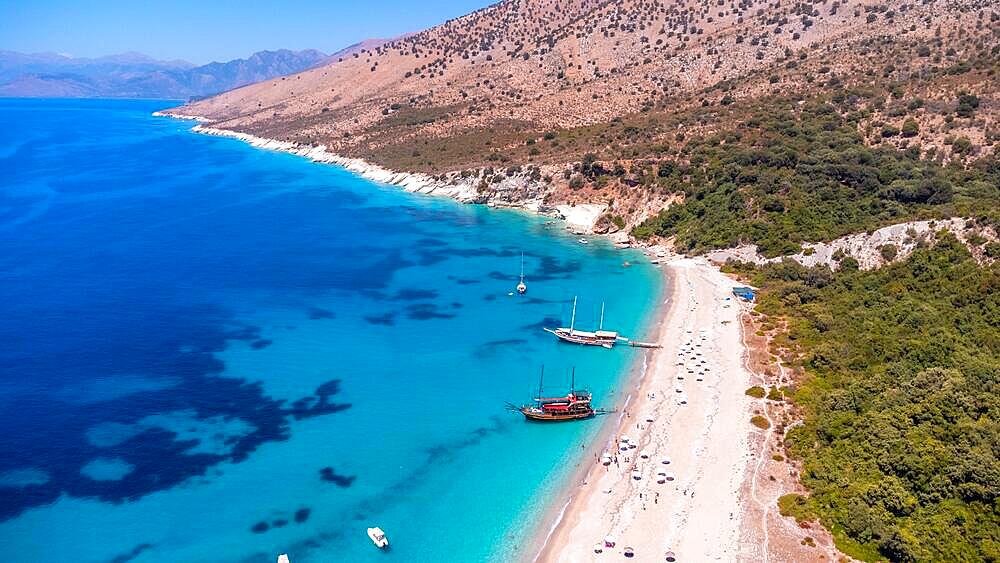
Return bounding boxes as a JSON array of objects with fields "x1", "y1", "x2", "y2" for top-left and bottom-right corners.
[{"x1": 732, "y1": 286, "x2": 756, "y2": 301}]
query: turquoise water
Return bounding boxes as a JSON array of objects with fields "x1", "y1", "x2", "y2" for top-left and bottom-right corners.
[{"x1": 0, "y1": 98, "x2": 661, "y2": 562}]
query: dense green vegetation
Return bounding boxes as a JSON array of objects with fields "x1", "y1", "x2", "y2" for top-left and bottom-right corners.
[
  {"x1": 736, "y1": 237, "x2": 999, "y2": 561},
  {"x1": 633, "y1": 101, "x2": 1000, "y2": 256}
]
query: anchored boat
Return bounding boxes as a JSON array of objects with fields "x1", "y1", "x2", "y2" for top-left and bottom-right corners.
[
  {"x1": 508, "y1": 367, "x2": 611, "y2": 421},
  {"x1": 544, "y1": 297, "x2": 619, "y2": 348},
  {"x1": 367, "y1": 526, "x2": 389, "y2": 549},
  {"x1": 516, "y1": 252, "x2": 527, "y2": 294}
]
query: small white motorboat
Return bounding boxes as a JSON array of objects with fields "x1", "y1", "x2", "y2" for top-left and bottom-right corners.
[
  {"x1": 367, "y1": 527, "x2": 389, "y2": 548},
  {"x1": 578, "y1": 238, "x2": 589, "y2": 244},
  {"x1": 277, "y1": 555, "x2": 290, "y2": 563}
]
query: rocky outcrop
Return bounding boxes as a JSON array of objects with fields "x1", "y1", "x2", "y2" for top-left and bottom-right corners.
[
  {"x1": 171, "y1": 121, "x2": 602, "y2": 226},
  {"x1": 705, "y1": 218, "x2": 997, "y2": 270}
]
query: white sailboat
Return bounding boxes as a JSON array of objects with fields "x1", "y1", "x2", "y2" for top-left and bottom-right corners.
[
  {"x1": 544, "y1": 297, "x2": 618, "y2": 348},
  {"x1": 516, "y1": 253, "x2": 527, "y2": 294}
]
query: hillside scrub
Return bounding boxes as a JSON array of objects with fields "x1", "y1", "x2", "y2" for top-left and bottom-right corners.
[
  {"x1": 735, "y1": 236, "x2": 999, "y2": 561},
  {"x1": 632, "y1": 99, "x2": 1000, "y2": 256}
]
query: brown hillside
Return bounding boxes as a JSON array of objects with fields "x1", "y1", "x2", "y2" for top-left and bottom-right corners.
[{"x1": 173, "y1": 0, "x2": 996, "y2": 162}]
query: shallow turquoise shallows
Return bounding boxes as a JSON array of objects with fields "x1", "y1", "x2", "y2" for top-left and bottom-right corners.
[{"x1": 0, "y1": 98, "x2": 661, "y2": 562}]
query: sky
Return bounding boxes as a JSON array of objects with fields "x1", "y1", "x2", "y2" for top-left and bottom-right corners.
[{"x1": 1, "y1": 0, "x2": 491, "y2": 64}]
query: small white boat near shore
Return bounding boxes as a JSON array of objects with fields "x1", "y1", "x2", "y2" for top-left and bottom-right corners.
[{"x1": 367, "y1": 526, "x2": 389, "y2": 548}]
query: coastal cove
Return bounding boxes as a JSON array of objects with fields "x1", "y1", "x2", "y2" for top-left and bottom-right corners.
[{"x1": 0, "y1": 98, "x2": 662, "y2": 562}]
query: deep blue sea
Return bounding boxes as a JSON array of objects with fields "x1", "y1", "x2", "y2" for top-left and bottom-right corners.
[{"x1": 0, "y1": 98, "x2": 661, "y2": 562}]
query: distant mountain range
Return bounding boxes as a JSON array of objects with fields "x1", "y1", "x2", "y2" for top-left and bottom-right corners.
[{"x1": 0, "y1": 49, "x2": 330, "y2": 100}]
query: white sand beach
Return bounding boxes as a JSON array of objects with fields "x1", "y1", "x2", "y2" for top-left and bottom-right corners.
[{"x1": 535, "y1": 258, "x2": 754, "y2": 562}]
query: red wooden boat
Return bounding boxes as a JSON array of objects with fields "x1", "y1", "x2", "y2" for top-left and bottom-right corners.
[{"x1": 509, "y1": 368, "x2": 607, "y2": 422}]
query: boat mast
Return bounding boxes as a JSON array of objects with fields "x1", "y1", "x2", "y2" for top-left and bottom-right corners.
[
  {"x1": 519, "y1": 253, "x2": 525, "y2": 284},
  {"x1": 538, "y1": 365, "x2": 544, "y2": 399},
  {"x1": 571, "y1": 297, "x2": 578, "y2": 330},
  {"x1": 599, "y1": 301, "x2": 605, "y2": 330},
  {"x1": 571, "y1": 366, "x2": 576, "y2": 393}
]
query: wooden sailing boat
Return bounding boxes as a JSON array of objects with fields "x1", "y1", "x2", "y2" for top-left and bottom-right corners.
[
  {"x1": 544, "y1": 297, "x2": 619, "y2": 348},
  {"x1": 516, "y1": 252, "x2": 527, "y2": 294},
  {"x1": 509, "y1": 367, "x2": 598, "y2": 421}
]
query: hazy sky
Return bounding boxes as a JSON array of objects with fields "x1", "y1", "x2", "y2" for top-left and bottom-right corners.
[{"x1": 1, "y1": 0, "x2": 491, "y2": 64}]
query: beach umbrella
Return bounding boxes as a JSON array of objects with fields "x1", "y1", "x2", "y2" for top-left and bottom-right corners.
[
  {"x1": 639, "y1": 449, "x2": 650, "y2": 459},
  {"x1": 593, "y1": 543, "x2": 604, "y2": 553},
  {"x1": 631, "y1": 470, "x2": 642, "y2": 480},
  {"x1": 665, "y1": 471, "x2": 676, "y2": 481},
  {"x1": 604, "y1": 535, "x2": 616, "y2": 547},
  {"x1": 624, "y1": 546, "x2": 635, "y2": 558},
  {"x1": 661, "y1": 456, "x2": 671, "y2": 465},
  {"x1": 665, "y1": 551, "x2": 677, "y2": 561}
]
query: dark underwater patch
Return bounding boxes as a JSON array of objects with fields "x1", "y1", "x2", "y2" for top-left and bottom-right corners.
[
  {"x1": 406, "y1": 303, "x2": 456, "y2": 320},
  {"x1": 251, "y1": 521, "x2": 269, "y2": 534},
  {"x1": 364, "y1": 312, "x2": 397, "y2": 326},
  {"x1": 319, "y1": 466, "x2": 356, "y2": 488},
  {"x1": 109, "y1": 542, "x2": 153, "y2": 563},
  {"x1": 424, "y1": 416, "x2": 508, "y2": 464},
  {"x1": 473, "y1": 338, "x2": 530, "y2": 359},
  {"x1": 272, "y1": 519, "x2": 288, "y2": 528},
  {"x1": 250, "y1": 339, "x2": 272, "y2": 350},
  {"x1": 415, "y1": 237, "x2": 447, "y2": 247},
  {"x1": 520, "y1": 297, "x2": 573, "y2": 306},
  {"x1": 294, "y1": 507, "x2": 311, "y2": 523},
  {"x1": 307, "y1": 307, "x2": 335, "y2": 320},
  {"x1": 391, "y1": 288, "x2": 439, "y2": 301},
  {"x1": 0, "y1": 302, "x2": 352, "y2": 523},
  {"x1": 522, "y1": 316, "x2": 564, "y2": 330},
  {"x1": 448, "y1": 276, "x2": 480, "y2": 285}
]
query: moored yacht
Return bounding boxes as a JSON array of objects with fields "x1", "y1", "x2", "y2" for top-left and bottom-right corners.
[{"x1": 544, "y1": 297, "x2": 619, "y2": 348}]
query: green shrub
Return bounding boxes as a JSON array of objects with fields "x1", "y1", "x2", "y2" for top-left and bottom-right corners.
[
  {"x1": 751, "y1": 415, "x2": 771, "y2": 429},
  {"x1": 748, "y1": 237, "x2": 1000, "y2": 561},
  {"x1": 745, "y1": 386, "x2": 766, "y2": 398}
]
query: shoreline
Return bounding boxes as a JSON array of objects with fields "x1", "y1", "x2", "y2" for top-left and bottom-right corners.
[
  {"x1": 532, "y1": 257, "x2": 755, "y2": 562},
  {"x1": 152, "y1": 112, "x2": 613, "y2": 234},
  {"x1": 522, "y1": 261, "x2": 676, "y2": 562},
  {"x1": 157, "y1": 109, "x2": 763, "y2": 561}
]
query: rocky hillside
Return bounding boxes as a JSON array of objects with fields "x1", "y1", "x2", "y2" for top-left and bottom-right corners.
[
  {"x1": 172, "y1": 0, "x2": 996, "y2": 158},
  {"x1": 165, "y1": 0, "x2": 998, "y2": 248},
  {"x1": 0, "y1": 49, "x2": 329, "y2": 100}
]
